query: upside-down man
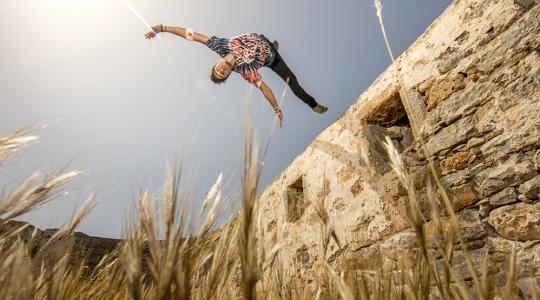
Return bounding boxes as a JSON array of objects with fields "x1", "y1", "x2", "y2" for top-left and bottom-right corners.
[{"x1": 145, "y1": 25, "x2": 328, "y2": 128}]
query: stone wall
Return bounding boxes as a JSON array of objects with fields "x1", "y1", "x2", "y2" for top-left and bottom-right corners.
[{"x1": 255, "y1": 0, "x2": 539, "y2": 295}]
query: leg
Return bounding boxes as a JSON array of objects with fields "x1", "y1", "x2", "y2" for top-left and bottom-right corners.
[{"x1": 270, "y1": 53, "x2": 318, "y2": 109}]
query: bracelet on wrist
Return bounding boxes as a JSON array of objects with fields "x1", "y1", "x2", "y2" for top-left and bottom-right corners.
[
  {"x1": 274, "y1": 106, "x2": 282, "y2": 114},
  {"x1": 160, "y1": 24, "x2": 164, "y2": 33}
]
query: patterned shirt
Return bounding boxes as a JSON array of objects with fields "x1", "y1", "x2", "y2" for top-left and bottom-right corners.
[{"x1": 206, "y1": 33, "x2": 276, "y2": 88}]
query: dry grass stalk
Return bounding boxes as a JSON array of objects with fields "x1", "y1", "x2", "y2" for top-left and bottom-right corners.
[
  {"x1": 1, "y1": 170, "x2": 81, "y2": 221},
  {"x1": 43, "y1": 193, "x2": 96, "y2": 249},
  {"x1": 325, "y1": 263, "x2": 355, "y2": 300},
  {"x1": 0, "y1": 100, "x2": 527, "y2": 300},
  {"x1": 238, "y1": 95, "x2": 262, "y2": 300},
  {"x1": 199, "y1": 173, "x2": 223, "y2": 217},
  {"x1": 374, "y1": 0, "x2": 396, "y2": 63},
  {"x1": 0, "y1": 127, "x2": 38, "y2": 163}
]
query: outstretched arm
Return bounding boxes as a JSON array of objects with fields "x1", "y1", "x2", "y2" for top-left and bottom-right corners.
[
  {"x1": 145, "y1": 25, "x2": 209, "y2": 44},
  {"x1": 259, "y1": 82, "x2": 284, "y2": 128}
]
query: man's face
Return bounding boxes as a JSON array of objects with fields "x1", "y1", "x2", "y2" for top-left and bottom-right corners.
[{"x1": 213, "y1": 58, "x2": 233, "y2": 80}]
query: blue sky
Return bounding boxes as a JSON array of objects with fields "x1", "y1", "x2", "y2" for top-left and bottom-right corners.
[{"x1": 0, "y1": 0, "x2": 451, "y2": 237}]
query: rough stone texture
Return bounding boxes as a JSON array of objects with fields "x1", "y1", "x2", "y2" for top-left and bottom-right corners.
[
  {"x1": 253, "y1": 0, "x2": 540, "y2": 293},
  {"x1": 488, "y1": 202, "x2": 540, "y2": 241},
  {"x1": 488, "y1": 187, "x2": 519, "y2": 208},
  {"x1": 426, "y1": 73, "x2": 466, "y2": 110},
  {"x1": 518, "y1": 174, "x2": 540, "y2": 200},
  {"x1": 534, "y1": 150, "x2": 540, "y2": 170},
  {"x1": 399, "y1": 89, "x2": 428, "y2": 138},
  {"x1": 358, "y1": 84, "x2": 408, "y2": 127},
  {"x1": 442, "y1": 148, "x2": 482, "y2": 173},
  {"x1": 425, "y1": 209, "x2": 486, "y2": 247},
  {"x1": 474, "y1": 155, "x2": 537, "y2": 197},
  {"x1": 514, "y1": 0, "x2": 536, "y2": 9},
  {"x1": 486, "y1": 237, "x2": 540, "y2": 279},
  {"x1": 451, "y1": 183, "x2": 481, "y2": 211},
  {"x1": 426, "y1": 114, "x2": 478, "y2": 156}
]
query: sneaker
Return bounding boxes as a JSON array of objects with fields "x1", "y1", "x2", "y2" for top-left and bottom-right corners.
[
  {"x1": 313, "y1": 104, "x2": 328, "y2": 114},
  {"x1": 272, "y1": 40, "x2": 280, "y2": 50}
]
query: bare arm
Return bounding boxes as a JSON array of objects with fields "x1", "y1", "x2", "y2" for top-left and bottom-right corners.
[
  {"x1": 260, "y1": 82, "x2": 284, "y2": 128},
  {"x1": 145, "y1": 25, "x2": 209, "y2": 44},
  {"x1": 163, "y1": 26, "x2": 209, "y2": 44}
]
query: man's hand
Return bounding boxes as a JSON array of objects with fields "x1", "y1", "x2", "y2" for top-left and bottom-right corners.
[
  {"x1": 259, "y1": 82, "x2": 284, "y2": 128},
  {"x1": 145, "y1": 25, "x2": 163, "y2": 39},
  {"x1": 276, "y1": 110, "x2": 284, "y2": 128}
]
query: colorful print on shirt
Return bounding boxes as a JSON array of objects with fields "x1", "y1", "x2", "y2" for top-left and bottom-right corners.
[{"x1": 206, "y1": 33, "x2": 276, "y2": 87}]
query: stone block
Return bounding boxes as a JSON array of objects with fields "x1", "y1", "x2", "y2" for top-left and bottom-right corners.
[
  {"x1": 441, "y1": 169, "x2": 471, "y2": 188},
  {"x1": 486, "y1": 238, "x2": 540, "y2": 279},
  {"x1": 425, "y1": 209, "x2": 485, "y2": 247},
  {"x1": 437, "y1": 47, "x2": 473, "y2": 74},
  {"x1": 401, "y1": 127, "x2": 414, "y2": 149},
  {"x1": 399, "y1": 88, "x2": 427, "y2": 137},
  {"x1": 478, "y1": 5, "x2": 540, "y2": 76},
  {"x1": 360, "y1": 125, "x2": 391, "y2": 174},
  {"x1": 468, "y1": 162, "x2": 491, "y2": 177},
  {"x1": 426, "y1": 73, "x2": 467, "y2": 110},
  {"x1": 436, "y1": 248, "x2": 496, "y2": 281},
  {"x1": 488, "y1": 187, "x2": 519, "y2": 208},
  {"x1": 518, "y1": 194, "x2": 532, "y2": 203},
  {"x1": 442, "y1": 148, "x2": 482, "y2": 173},
  {"x1": 467, "y1": 137, "x2": 486, "y2": 149},
  {"x1": 426, "y1": 114, "x2": 478, "y2": 156},
  {"x1": 386, "y1": 126, "x2": 403, "y2": 139},
  {"x1": 459, "y1": 209, "x2": 486, "y2": 241},
  {"x1": 518, "y1": 175, "x2": 540, "y2": 200},
  {"x1": 488, "y1": 202, "x2": 540, "y2": 241},
  {"x1": 514, "y1": 0, "x2": 536, "y2": 9},
  {"x1": 517, "y1": 278, "x2": 540, "y2": 300},
  {"x1": 475, "y1": 156, "x2": 536, "y2": 196},
  {"x1": 451, "y1": 183, "x2": 481, "y2": 211},
  {"x1": 426, "y1": 81, "x2": 494, "y2": 133}
]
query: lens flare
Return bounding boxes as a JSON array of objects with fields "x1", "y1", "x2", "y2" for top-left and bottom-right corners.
[{"x1": 121, "y1": 0, "x2": 162, "y2": 40}]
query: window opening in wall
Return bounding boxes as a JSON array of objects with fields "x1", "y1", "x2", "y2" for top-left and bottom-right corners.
[
  {"x1": 286, "y1": 176, "x2": 308, "y2": 223},
  {"x1": 363, "y1": 88, "x2": 413, "y2": 152},
  {"x1": 361, "y1": 87, "x2": 410, "y2": 128}
]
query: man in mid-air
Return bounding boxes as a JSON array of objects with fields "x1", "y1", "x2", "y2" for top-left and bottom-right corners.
[{"x1": 145, "y1": 25, "x2": 328, "y2": 128}]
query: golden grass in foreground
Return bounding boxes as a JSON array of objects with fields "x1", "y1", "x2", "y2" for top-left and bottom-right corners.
[
  {"x1": 0, "y1": 2, "x2": 531, "y2": 295},
  {"x1": 0, "y1": 119, "x2": 530, "y2": 300}
]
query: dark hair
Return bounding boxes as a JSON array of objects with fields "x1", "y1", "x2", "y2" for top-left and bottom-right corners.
[{"x1": 209, "y1": 65, "x2": 229, "y2": 84}]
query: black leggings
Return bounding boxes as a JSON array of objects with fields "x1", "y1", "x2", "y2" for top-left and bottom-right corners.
[{"x1": 267, "y1": 43, "x2": 318, "y2": 109}]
